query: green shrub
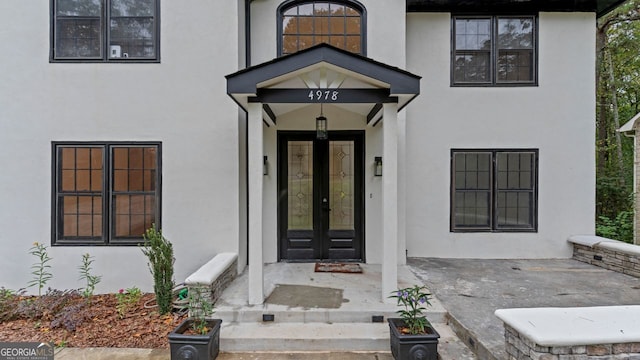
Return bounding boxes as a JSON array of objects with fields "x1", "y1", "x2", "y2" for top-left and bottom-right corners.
[
  {"x1": 596, "y1": 210, "x2": 634, "y2": 243},
  {"x1": 141, "y1": 225, "x2": 174, "y2": 315}
]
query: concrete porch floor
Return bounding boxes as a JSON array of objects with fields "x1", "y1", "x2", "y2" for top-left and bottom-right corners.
[
  {"x1": 215, "y1": 262, "x2": 447, "y2": 322},
  {"x1": 214, "y1": 262, "x2": 476, "y2": 358}
]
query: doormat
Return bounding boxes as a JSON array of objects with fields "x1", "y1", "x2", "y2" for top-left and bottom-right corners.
[
  {"x1": 314, "y1": 262, "x2": 363, "y2": 273},
  {"x1": 266, "y1": 284, "x2": 343, "y2": 309}
]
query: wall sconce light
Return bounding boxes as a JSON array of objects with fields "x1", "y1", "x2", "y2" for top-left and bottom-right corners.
[
  {"x1": 316, "y1": 103, "x2": 328, "y2": 140},
  {"x1": 263, "y1": 156, "x2": 268, "y2": 176},
  {"x1": 374, "y1": 157, "x2": 383, "y2": 176}
]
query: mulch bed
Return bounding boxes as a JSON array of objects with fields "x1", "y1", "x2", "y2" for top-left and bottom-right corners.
[{"x1": 0, "y1": 293, "x2": 186, "y2": 348}]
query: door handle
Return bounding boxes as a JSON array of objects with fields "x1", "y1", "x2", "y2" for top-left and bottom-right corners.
[{"x1": 322, "y1": 197, "x2": 331, "y2": 211}]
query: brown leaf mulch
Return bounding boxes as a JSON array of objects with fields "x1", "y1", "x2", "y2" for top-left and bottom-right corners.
[{"x1": 0, "y1": 293, "x2": 187, "y2": 348}]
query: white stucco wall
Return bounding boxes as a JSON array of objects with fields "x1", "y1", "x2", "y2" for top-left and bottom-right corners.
[
  {"x1": 405, "y1": 12, "x2": 596, "y2": 258},
  {"x1": 0, "y1": 0, "x2": 243, "y2": 293},
  {"x1": 0, "y1": 0, "x2": 600, "y2": 296}
]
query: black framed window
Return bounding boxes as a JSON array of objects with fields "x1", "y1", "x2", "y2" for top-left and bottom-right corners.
[
  {"x1": 52, "y1": 0, "x2": 159, "y2": 62},
  {"x1": 451, "y1": 149, "x2": 537, "y2": 232},
  {"x1": 52, "y1": 142, "x2": 161, "y2": 245},
  {"x1": 278, "y1": 0, "x2": 366, "y2": 56},
  {"x1": 452, "y1": 16, "x2": 536, "y2": 86}
]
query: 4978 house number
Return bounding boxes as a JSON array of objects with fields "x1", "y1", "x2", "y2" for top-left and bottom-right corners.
[{"x1": 309, "y1": 90, "x2": 339, "y2": 101}]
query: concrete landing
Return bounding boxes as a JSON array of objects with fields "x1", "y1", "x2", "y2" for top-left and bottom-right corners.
[
  {"x1": 215, "y1": 263, "x2": 447, "y2": 324},
  {"x1": 214, "y1": 262, "x2": 474, "y2": 358},
  {"x1": 408, "y1": 258, "x2": 640, "y2": 360}
]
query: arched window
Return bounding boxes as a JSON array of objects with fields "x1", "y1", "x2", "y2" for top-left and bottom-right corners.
[{"x1": 278, "y1": 0, "x2": 366, "y2": 56}]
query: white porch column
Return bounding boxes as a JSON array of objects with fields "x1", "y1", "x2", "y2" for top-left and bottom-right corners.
[
  {"x1": 247, "y1": 102, "x2": 264, "y2": 305},
  {"x1": 382, "y1": 102, "x2": 399, "y2": 303}
]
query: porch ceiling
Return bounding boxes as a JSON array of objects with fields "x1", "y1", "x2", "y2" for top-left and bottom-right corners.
[{"x1": 226, "y1": 43, "x2": 421, "y2": 125}]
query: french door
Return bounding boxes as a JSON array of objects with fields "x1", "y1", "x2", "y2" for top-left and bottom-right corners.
[{"x1": 278, "y1": 131, "x2": 364, "y2": 261}]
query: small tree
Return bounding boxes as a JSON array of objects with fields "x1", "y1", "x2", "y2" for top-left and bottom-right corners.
[{"x1": 141, "y1": 225, "x2": 174, "y2": 315}]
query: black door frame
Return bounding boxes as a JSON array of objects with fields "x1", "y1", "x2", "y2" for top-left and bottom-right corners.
[{"x1": 277, "y1": 130, "x2": 365, "y2": 262}]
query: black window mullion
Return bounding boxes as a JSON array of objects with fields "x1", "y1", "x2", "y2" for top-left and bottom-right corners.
[
  {"x1": 452, "y1": 149, "x2": 537, "y2": 233},
  {"x1": 101, "y1": 146, "x2": 109, "y2": 245},
  {"x1": 491, "y1": 17, "x2": 497, "y2": 85},
  {"x1": 491, "y1": 151, "x2": 498, "y2": 230},
  {"x1": 105, "y1": 0, "x2": 111, "y2": 61}
]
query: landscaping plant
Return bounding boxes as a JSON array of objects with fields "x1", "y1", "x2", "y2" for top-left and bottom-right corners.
[
  {"x1": 141, "y1": 225, "x2": 175, "y2": 315},
  {"x1": 390, "y1": 285, "x2": 433, "y2": 335},
  {"x1": 27, "y1": 242, "x2": 53, "y2": 296},
  {"x1": 115, "y1": 286, "x2": 142, "y2": 319},
  {"x1": 78, "y1": 253, "x2": 101, "y2": 302},
  {"x1": 188, "y1": 289, "x2": 214, "y2": 335}
]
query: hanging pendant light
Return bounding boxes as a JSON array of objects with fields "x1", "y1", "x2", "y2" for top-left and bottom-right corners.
[{"x1": 316, "y1": 103, "x2": 328, "y2": 140}]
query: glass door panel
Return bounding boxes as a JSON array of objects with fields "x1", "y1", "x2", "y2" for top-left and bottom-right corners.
[
  {"x1": 287, "y1": 141, "x2": 313, "y2": 230},
  {"x1": 329, "y1": 140, "x2": 354, "y2": 230}
]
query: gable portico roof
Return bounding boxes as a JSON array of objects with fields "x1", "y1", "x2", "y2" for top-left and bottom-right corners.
[{"x1": 226, "y1": 44, "x2": 421, "y2": 124}]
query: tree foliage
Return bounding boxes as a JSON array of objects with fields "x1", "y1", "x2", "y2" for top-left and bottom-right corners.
[{"x1": 596, "y1": 0, "x2": 640, "y2": 242}]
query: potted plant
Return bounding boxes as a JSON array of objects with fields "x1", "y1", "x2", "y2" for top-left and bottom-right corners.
[
  {"x1": 168, "y1": 287, "x2": 222, "y2": 360},
  {"x1": 388, "y1": 285, "x2": 440, "y2": 360}
]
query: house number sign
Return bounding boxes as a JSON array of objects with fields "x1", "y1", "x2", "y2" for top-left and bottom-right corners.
[
  {"x1": 251, "y1": 88, "x2": 391, "y2": 103},
  {"x1": 308, "y1": 90, "x2": 339, "y2": 101}
]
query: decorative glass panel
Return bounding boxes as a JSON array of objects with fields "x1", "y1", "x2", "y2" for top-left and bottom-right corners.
[
  {"x1": 288, "y1": 141, "x2": 313, "y2": 230},
  {"x1": 329, "y1": 141, "x2": 354, "y2": 230}
]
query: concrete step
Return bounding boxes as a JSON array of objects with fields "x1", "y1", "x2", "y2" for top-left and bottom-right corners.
[
  {"x1": 220, "y1": 322, "x2": 390, "y2": 352},
  {"x1": 219, "y1": 321, "x2": 477, "y2": 358},
  {"x1": 215, "y1": 308, "x2": 447, "y2": 324}
]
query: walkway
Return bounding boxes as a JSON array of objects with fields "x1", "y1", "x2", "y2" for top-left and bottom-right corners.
[{"x1": 408, "y1": 258, "x2": 640, "y2": 359}]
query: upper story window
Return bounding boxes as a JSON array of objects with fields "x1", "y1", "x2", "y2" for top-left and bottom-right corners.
[
  {"x1": 452, "y1": 16, "x2": 536, "y2": 86},
  {"x1": 278, "y1": 0, "x2": 365, "y2": 56},
  {"x1": 51, "y1": 0, "x2": 159, "y2": 62}
]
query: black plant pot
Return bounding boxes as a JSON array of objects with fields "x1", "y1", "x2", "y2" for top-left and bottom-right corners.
[
  {"x1": 169, "y1": 318, "x2": 222, "y2": 360},
  {"x1": 388, "y1": 318, "x2": 439, "y2": 360}
]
